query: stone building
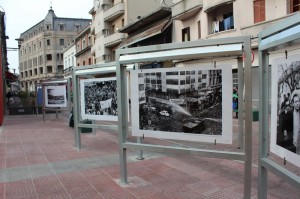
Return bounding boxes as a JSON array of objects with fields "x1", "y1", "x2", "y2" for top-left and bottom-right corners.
[{"x1": 18, "y1": 7, "x2": 91, "y2": 91}]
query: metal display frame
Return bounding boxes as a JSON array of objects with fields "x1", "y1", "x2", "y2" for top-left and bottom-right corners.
[
  {"x1": 116, "y1": 36, "x2": 253, "y2": 198},
  {"x1": 258, "y1": 13, "x2": 300, "y2": 198},
  {"x1": 72, "y1": 63, "x2": 120, "y2": 150},
  {"x1": 35, "y1": 83, "x2": 42, "y2": 115},
  {"x1": 40, "y1": 79, "x2": 71, "y2": 121}
]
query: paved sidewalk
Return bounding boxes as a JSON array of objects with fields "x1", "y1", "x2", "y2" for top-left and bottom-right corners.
[{"x1": 0, "y1": 114, "x2": 299, "y2": 199}]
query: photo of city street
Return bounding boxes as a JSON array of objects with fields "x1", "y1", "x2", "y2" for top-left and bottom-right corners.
[
  {"x1": 137, "y1": 68, "x2": 223, "y2": 135},
  {"x1": 45, "y1": 85, "x2": 67, "y2": 107}
]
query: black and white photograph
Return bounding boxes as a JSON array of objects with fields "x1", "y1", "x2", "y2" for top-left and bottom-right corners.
[
  {"x1": 131, "y1": 65, "x2": 233, "y2": 144},
  {"x1": 45, "y1": 85, "x2": 67, "y2": 108},
  {"x1": 271, "y1": 55, "x2": 300, "y2": 167},
  {"x1": 80, "y1": 77, "x2": 118, "y2": 121}
]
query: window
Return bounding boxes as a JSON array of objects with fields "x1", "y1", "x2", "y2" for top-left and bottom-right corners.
[
  {"x1": 75, "y1": 25, "x2": 80, "y2": 32},
  {"x1": 82, "y1": 39, "x2": 86, "y2": 48},
  {"x1": 33, "y1": 44, "x2": 36, "y2": 51},
  {"x1": 208, "y1": 3, "x2": 234, "y2": 34},
  {"x1": 60, "y1": 39, "x2": 64, "y2": 45},
  {"x1": 47, "y1": 39, "x2": 50, "y2": 46},
  {"x1": 46, "y1": 25, "x2": 51, "y2": 30},
  {"x1": 83, "y1": 61, "x2": 86, "y2": 66},
  {"x1": 112, "y1": 25, "x2": 115, "y2": 33},
  {"x1": 122, "y1": 18, "x2": 124, "y2": 27},
  {"x1": 102, "y1": 29, "x2": 110, "y2": 36},
  {"x1": 253, "y1": 0, "x2": 265, "y2": 23},
  {"x1": 57, "y1": 65, "x2": 63, "y2": 74},
  {"x1": 39, "y1": 67, "x2": 43, "y2": 74},
  {"x1": 182, "y1": 27, "x2": 190, "y2": 42},
  {"x1": 47, "y1": 66, "x2": 52, "y2": 73},
  {"x1": 197, "y1": 21, "x2": 201, "y2": 39},
  {"x1": 39, "y1": 41, "x2": 42, "y2": 48},
  {"x1": 59, "y1": 24, "x2": 64, "y2": 31},
  {"x1": 72, "y1": 55, "x2": 74, "y2": 66},
  {"x1": 289, "y1": 0, "x2": 300, "y2": 13},
  {"x1": 89, "y1": 58, "x2": 92, "y2": 65},
  {"x1": 46, "y1": 54, "x2": 52, "y2": 61}
]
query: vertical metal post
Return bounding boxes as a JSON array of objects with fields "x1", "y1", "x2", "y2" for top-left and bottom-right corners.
[
  {"x1": 92, "y1": 120, "x2": 96, "y2": 135},
  {"x1": 42, "y1": 84, "x2": 45, "y2": 121},
  {"x1": 237, "y1": 57, "x2": 244, "y2": 150},
  {"x1": 243, "y1": 37, "x2": 252, "y2": 199},
  {"x1": 258, "y1": 50, "x2": 269, "y2": 199},
  {"x1": 73, "y1": 69, "x2": 81, "y2": 150},
  {"x1": 136, "y1": 137, "x2": 144, "y2": 160},
  {"x1": 116, "y1": 59, "x2": 128, "y2": 184},
  {"x1": 67, "y1": 77, "x2": 71, "y2": 113},
  {"x1": 35, "y1": 85, "x2": 38, "y2": 116}
]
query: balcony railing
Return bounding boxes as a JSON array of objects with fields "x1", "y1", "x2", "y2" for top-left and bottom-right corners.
[
  {"x1": 103, "y1": 3, "x2": 125, "y2": 22},
  {"x1": 104, "y1": 32, "x2": 126, "y2": 47}
]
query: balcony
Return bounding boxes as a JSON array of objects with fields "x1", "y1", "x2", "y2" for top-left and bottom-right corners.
[
  {"x1": 104, "y1": 32, "x2": 126, "y2": 47},
  {"x1": 172, "y1": 0, "x2": 203, "y2": 20},
  {"x1": 104, "y1": 3, "x2": 125, "y2": 22},
  {"x1": 100, "y1": 0, "x2": 110, "y2": 7}
]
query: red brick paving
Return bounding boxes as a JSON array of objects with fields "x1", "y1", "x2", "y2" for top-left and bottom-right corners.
[{"x1": 0, "y1": 114, "x2": 299, "y2": 199}]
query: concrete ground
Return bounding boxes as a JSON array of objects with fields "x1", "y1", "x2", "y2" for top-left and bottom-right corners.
[{"x1": 0, "y1": 113, "x2": 299, "y2": 199}]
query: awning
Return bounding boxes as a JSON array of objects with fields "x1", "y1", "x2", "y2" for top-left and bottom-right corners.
[
  {"x1": 119, "y1": 19, "x2": 171, "y2": 48},
  {"x1": 203, "y1": 0, "x2": 234, "y2": 12}
]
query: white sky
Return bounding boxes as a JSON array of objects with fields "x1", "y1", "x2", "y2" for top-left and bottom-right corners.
[{"x1": 1, "y1": 0, "x2": 93, "y2": 74}]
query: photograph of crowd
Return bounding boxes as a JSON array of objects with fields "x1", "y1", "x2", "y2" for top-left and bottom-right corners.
[
  {"x1": 80, "y1": 78, "x2": 118, "y2": 121},
  {"x1": 275, "y1": 57, "x2": 300, "y2": 156},
  {"x1": 45, "y1": 85, "x2": 67, "y2": 108},
  {"x1": 130, "y1": 65, "x2": 233, "y2": 144}
]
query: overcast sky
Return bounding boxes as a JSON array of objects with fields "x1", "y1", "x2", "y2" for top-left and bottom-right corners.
[{"x1": 1, "y1": 0, "x2": 93, "y2": 74}]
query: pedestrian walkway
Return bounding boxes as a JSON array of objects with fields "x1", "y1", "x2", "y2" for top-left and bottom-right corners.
[{"x1": 0, "y1": 114, "x2": 299, "y2": 198}]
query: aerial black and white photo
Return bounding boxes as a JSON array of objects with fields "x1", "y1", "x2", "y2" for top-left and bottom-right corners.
[
  {"x1": 80, "y1": 77, "x2": 118, "y2": 121},
  {"x1": 131, "y1": 65, "x2": 233, "y2": 144},
  {"x1": 45, "y1": 85, "x2": 67, "y2": 108},
  {"x1": 271, "y1": 55, "x2": 300, "y2": 167}
]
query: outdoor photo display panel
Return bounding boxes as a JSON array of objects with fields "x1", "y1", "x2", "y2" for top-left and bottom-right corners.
[
  {"x1": 271, "y1": 54, "x2": 300, "y2": 167},
  {"x1": 80, "y1": 77, "x2": 118, "y2": 121},
  {"x1": 131, "y1": 65, "x2": 233, "y2": 144},
  {"x1": 44, "y1": 85, "x2": 67, "y2": 108}
]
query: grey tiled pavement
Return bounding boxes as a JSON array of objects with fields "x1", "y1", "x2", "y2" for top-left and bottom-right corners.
[{"x1": 0, "y1": 114, "x2": 299, "y2": 199}]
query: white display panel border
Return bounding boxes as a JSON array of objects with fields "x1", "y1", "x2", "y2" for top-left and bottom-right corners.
[
  {"x1": 80, "y1": 77, "x2": 118, "y2": 121},
  {"x1": 131, "y1": 65, "x2": 233, "y2": 144},
  {"x1": 44, "y1": 85, "x2": 67, "y2": 108},
  {"x1": 270, "y1": 54, "x2": 300, "y2": 167}
]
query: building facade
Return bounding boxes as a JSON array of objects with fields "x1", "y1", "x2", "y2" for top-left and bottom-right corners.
[
  {"x1": 90, "y1": 0, "x2": 172, "y2": 64},
  {"x1": 75, "y1": 24, "x2": 93, "y2": 67},
  {"x1": 171, "y1": 0, "x2": 300, "y2": 104},
  {"x1": 18, "y1": 7, "x2": 91, "y2": 91},
  {"x1": 63, "y1": 40, "x2": 76, "y2": 78}
]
